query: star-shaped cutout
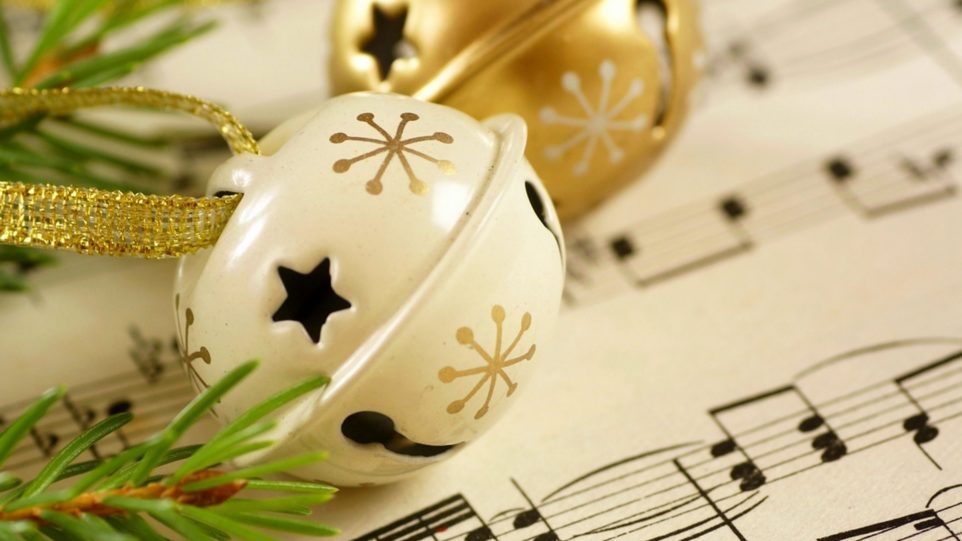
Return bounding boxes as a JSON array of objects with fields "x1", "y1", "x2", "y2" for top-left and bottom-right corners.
[
  {"x1": 272, "y1": 258, "x2": 351, "y2": 344},
  {"x1": 361, "y1": 4, "x2": 411, "y2": 80}
]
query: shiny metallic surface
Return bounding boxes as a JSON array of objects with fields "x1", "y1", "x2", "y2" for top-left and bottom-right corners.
[{"x1": 330, "y1": 0, "x2": 703, "y2": 219}]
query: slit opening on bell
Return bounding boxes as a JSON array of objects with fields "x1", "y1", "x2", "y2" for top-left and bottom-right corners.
[
  {"x1": 635, "y1": 0, "x2": 673, "y2": 130},
  {"x1": 341, "y1": 411, "x2": 460, "y2": 458}
]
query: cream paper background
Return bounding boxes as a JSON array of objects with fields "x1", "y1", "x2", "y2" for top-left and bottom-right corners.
[{"x1": 2, "y1": 0, "x2": 962, "y2": 539}]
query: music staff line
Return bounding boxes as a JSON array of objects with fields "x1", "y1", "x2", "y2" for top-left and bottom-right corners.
[
  {"x1": 826, "y1": 506, "x2": 962, "y2": 541},
  {"x1": 701, "y1": 0, "x2": 962, "y2": 89},
  {"x1": 818, "y1": 485, "x2": 962, "y2": 540},
  {"x1": 873, "y1": 0, "x2": 962, "y2": 89},
  {"x1": 355, "y1": 340, "x2": 962, "y2": 541},
  {"x1": 526, "y1": 399, "x2": 959, "y2": 541},
  {"x1": 545, "y1": 366, "x2": 962, "y2": 536},
  {"x1": 581, "y1": 363, "x2": 961, "y2": 537},
  {"x1": 501, "y1": 375, "x2": 952, "y2": 538},
  {"x1": 5, "y1": 382, "x2": 194, "y2": 473},
  {"x1": 583, "y1": 354, "x2": 962, "y2": 539},
  {"x1": 5, "y1": 378, "x2": 195, "y2": 472},
  {"x1": 563, "y1": 103, "x2": 962, "y2": 304},
  {"x1": 1, "y1": 330, "x2": 200, "y2": 475},
  {"x1": 0, "y1": 372, "x2": 188, "y2": 435}
]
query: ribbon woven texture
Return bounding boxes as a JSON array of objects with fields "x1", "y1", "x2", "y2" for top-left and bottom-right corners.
[{"x1": 0, "y1": 86, "x2": 257, "y2": 258}]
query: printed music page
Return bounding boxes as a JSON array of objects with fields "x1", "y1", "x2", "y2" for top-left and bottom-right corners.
[
  {"x1": 312, "y1": 0, "x2": 962, "y2": 538},
  {"x1": 2, "y1": 1, "x2": 962, "y2": 540}
]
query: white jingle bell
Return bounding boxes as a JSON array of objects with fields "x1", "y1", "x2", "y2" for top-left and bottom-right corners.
[{"x1": 174, "y1": 92, "x2": 565, "y2": 486}]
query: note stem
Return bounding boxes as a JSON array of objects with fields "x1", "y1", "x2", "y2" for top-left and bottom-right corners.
[
  {"x1": 511, "y1": 478, "x2": 558, "y2": 541},
  {"x1": 672, "y1": 459, "x2": 748, "y2": 541}
]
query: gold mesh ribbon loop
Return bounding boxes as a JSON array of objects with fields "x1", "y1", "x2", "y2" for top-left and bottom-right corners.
[
  {"x1": 0, "y1": 86, "x2": 260, "y2": 258},
  {"x1": 0, "y1": 183, "x2": 241, "y2": 257},
  {"x1": 0, "y1": 87, "x2": 260, "y2": 155}
]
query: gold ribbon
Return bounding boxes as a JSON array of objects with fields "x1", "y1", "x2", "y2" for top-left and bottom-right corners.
[
  {"x1": 0, "y1": 86, "x2": 258, "y2": 258},
  {"x1": 2, "y1": 0, "x2": 256, "y2": 9}
]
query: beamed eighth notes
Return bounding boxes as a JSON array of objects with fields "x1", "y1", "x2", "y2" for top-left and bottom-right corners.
[{"x1": 353, "y1": 339, "x2": 962, "y2": 541}]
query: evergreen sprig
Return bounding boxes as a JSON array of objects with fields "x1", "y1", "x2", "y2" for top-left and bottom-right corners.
[
  {"x1": 0, "y1": 360, "x2": 339, "y2": 540},
  {"x1": 0, "y1": 0, "x2": 218, "y2": 291}
]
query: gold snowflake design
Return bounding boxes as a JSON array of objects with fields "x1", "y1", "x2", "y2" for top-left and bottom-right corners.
[
  {"x1": 330, "y1": 112, "x2": 455, "y2": 195},
  {"x1": 175, "y1": 294, "x2": 211, "y2": 393},
  {"x1": 438, "y1": 305, "x2": 537, "y2": 420}
]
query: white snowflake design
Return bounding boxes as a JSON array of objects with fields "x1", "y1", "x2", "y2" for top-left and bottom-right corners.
[{"x1": 539, "y1": 59, "x2": 648, "y2": 176}]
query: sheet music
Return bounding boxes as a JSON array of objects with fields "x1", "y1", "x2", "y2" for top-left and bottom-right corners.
[{"x1": 3, "y1": 0, "x2": 962, "y2": 539}]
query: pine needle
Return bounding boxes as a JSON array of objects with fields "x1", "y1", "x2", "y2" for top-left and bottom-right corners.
[
  {"x1": 0, "y1": 362, "x2": 336, "y2": 540},
  {"x1": 0, "y1": 0, "x2": 219, "y2": 292}
]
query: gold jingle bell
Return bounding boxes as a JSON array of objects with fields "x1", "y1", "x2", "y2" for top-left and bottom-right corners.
[{"x1": 330, "y1": 0, "x2": 703, "y2": 220}]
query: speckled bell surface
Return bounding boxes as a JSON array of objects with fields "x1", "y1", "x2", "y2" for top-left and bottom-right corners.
[
  {"x1": 174, "y1": 92, "x2": 565, "y2": 486},
  {"x1": 329, "y1": 0, "x2": 703, "y2": 220}
]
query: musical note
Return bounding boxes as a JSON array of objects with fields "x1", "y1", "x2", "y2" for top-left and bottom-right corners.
[
  {"x1": 602, "y1": 194, "x2": 753, "y2": 289},
  {"x1": 892, "y1": 350, "x2": 962, "y2": 469},
  {"x1": 506, "y1": 479, "x2": 558, "y2": 541},
  {"x1": 564, "y1": 107, "x2": 962, "y2": 305},
  {"x1": 706, "y1": 39, "x2": 773, "y2": 90},
  {"x1": 0, "y1": 326, "x2": 198, "y2": 475},
  {"x1": 353, "y1": 338, "x2": 962, "y2": 541},
  {"x1": 709, "y1": 384, "x2": 847, "y2": 491},
  {"x1": 128, "y1": 326, "x2": 166, "y2": 383},
  {"x1": 900, "y1": 148, "x2": 955, "y2": 182},
  {"x1": 825, "y1": 142, "x2": 957, "y2": 218}
]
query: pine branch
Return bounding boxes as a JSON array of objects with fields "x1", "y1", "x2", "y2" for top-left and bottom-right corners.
[
  {"x1": 0, "y1": 0, "x2": 219, "y2": 291},
  {"x1": 0, "y1": 361, "x2": 338, "y2": 540}
]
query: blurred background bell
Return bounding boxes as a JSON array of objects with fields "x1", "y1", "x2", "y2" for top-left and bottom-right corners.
[{"x1": 329, "y1": 0, "x2": 703, "y2": 220}]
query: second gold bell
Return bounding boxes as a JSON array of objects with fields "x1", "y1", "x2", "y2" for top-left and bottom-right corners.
[{"x1": 330, "y1": 0, "x2": 702, "y2": 220}]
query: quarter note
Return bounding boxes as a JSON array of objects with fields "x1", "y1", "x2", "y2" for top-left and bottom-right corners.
[
  {"x1": 609, "y1": 236, "x2": 635, "y2": 261},
  {"x1": 825, "y1": 156, "x2": 856, "y2": 183},
  {"x1": 511, "y1": 508, "x2": 540, "y2": 529},
  {"x1": 506, "y1": 479, "x2": 556, "y2": 541},
  {"x1": 464, "y1": 524, "x2": 494, "y2": 541},
  {"x1": 825, "y1": 155, "x2": 865, "y2": 214},
  {"x1": 892, "y1": 349, "x2": 962, "y2": 468},
  {"x1": 719, "y1": 195, "x2": 749, "y2": 221}
]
